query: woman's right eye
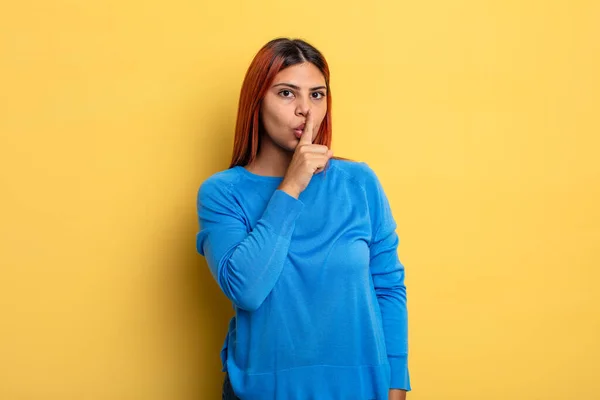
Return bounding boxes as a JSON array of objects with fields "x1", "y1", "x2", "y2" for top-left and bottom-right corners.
[{"x1": 278, "y1": 90, "x2": 293, "y2": 98}]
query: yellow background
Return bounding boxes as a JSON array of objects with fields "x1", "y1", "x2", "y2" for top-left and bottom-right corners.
[{"x1": 1, "y1": 1, "x2": 598, "y2": 399}]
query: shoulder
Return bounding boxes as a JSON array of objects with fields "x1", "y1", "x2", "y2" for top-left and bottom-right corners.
[
  {"x1": 329, "y1": 158, "x2": 381, "y2": 191},
  {"x1": 197, "y1": 167, "x2": 242, "y2": 205}
]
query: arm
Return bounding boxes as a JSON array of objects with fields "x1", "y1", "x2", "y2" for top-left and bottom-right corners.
[
  {"x1": 364, "y1": 163, "x2": 412, "y2": 392},
  {"x1": 196, "y1": 179, "x2": 304, "y2": 311}
]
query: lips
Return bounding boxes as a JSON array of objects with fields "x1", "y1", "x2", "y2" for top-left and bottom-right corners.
[{"x1": 293, "y1": 124, "x2": 304, "y2": 139}]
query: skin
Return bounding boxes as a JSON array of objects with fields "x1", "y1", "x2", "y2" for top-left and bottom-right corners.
[
  {"x1": 390, "y1": 389, "x2": 407, "y2": 400},
  {"x1": 245, "y1": 62, "x2": 329, "y2": 177},
  {"x1": 245, "y1": 62, "x2": 407, "y2": 400}
]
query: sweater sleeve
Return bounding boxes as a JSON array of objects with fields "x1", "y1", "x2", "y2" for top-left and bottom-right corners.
[
  {"x1": 196, "y1": 178, "x2": 304, "y2": 312},
  {"x1": 362, "y1": 163, "x2": 411, "y2": 391}
]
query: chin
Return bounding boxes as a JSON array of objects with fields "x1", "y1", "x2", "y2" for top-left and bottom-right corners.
[
  {"x1": 283, "y1": 143, "x2": 298, "y2": 153},
  {"x1": 275, "y1": 138, "x2": 298, "y2": 153}
]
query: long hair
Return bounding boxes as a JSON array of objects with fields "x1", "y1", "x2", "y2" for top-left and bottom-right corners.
[{"x1": 229, "y1": 37, "x2": 348, "y2": 168}]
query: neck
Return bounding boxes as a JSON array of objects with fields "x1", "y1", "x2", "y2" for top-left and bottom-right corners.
[{"x1": 245, "y1": 135, "x2": 293, "y2": 177}]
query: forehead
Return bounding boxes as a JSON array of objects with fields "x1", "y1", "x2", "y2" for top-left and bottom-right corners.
[{"x1": 273, "y1": 63, "x2": 326, "y2": 86}]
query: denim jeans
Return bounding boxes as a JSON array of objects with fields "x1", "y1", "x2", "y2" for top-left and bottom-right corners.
[{"x1": 222, "y1": 372, "x2": 241, "y2": 400}]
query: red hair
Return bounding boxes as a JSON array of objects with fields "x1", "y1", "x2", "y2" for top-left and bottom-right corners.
[{"x1": 229, "y1": 38, "x2": 347, "y2": 169}]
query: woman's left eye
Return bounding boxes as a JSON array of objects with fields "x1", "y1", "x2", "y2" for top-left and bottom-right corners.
[{"x1": 312, "y1": 92, "x2": 326, "y2": 99}]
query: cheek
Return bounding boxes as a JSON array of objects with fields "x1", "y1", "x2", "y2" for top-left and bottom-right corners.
[{"x1": 262, "y1": 103, "x2": 290, "y2": 129}]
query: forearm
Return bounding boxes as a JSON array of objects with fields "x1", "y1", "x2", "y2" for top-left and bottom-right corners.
[
  {"x1": 218, "y1": 219, "x2": 294, "y2": 311},
  {"x1": 199, "y1": 188, "x2": 304, "y2": 312},
  {"x1": 376, "y1": 281, "x2": 410, "y2": 389}
]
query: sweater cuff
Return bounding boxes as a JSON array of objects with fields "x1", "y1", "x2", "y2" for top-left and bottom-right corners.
[
  {"x1": 261, "y1": 189, "x2": 304, "y2": 237},
  {"x1": 389, "y1": 355, "x2": 411, "y2": 391}
]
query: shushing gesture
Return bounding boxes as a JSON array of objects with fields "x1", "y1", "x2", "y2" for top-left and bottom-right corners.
[{"x1": 278, "y1": 110, "x2": 334, "y2": 199}]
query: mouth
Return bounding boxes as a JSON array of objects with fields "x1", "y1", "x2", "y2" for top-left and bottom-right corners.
[{"x1": 293, "y1": 123, "x2": 305, "y2": 138}]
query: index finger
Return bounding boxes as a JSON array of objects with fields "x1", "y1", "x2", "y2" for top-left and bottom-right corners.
[{"x1": 299, "y1": 109, "x2": 314, "y2": 145}]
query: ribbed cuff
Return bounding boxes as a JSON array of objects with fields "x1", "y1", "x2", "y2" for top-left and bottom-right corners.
[
  {"x1": 389, "y1": 355, "x2": 411, "y2": 391},
  {"x1": 261, "y1": 189, "x2": 304, "y2": 237}
]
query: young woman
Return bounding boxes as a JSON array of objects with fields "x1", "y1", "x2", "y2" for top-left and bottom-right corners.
[{"x1": 196, "y1": 37, "x2": 411, "y2": 400}]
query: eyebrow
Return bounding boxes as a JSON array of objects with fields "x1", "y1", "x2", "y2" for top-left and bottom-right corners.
[{"x1": 272, "y1": 83, "x2": 327, "y2": 91}]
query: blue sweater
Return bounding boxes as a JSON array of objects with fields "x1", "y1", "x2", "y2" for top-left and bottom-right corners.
[{"x1": 196, "y1": 159, "x2": 411, "y2": 399}]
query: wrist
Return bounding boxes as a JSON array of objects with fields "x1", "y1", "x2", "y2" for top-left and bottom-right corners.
[{"x1": 278, "y1": 182, "x2": 300, "y2": 199}]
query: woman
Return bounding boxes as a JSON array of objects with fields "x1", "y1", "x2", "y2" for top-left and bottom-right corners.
[{"x1": 196, "y1": 37, "x2": 411, "y2": 400}]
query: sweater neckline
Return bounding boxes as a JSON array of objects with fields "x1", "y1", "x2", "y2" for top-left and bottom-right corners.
[{"x1": 233, "y1": 165, "x2": 286, "y2": 182}]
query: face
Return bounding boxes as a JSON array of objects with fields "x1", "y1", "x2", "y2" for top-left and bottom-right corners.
[{"x1": 259, "y1": 62, "x2": 328, "y2": 152}]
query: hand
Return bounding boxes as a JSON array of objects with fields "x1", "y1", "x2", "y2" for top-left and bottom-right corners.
[
  {"x1": 278, "y1": 109, "x2": 333, "y2": 199},
  {"x1": 388, "y1": 389, "x2": 407, "y2": 400}
]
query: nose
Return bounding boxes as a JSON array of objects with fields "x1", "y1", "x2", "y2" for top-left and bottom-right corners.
[{"x1": 295, "y1": 95, "x2": 310, "y2": 117}]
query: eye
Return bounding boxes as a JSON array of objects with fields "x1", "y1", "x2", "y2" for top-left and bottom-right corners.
[
  {"x1": 311, "y1": 91, "x2": 326, "y2": 99},
  {"x1": 278, "y1": 90, "x2": 294, "y2": 98}
]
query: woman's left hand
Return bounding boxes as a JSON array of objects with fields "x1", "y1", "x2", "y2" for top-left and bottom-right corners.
[{"x1": 389, "y1": 389, "x2": 407, "y2": 400}]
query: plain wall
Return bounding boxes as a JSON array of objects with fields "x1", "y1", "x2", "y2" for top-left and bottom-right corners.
[{"x1": 1, "y1": 1, "x2": 598, "y2": 398}]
